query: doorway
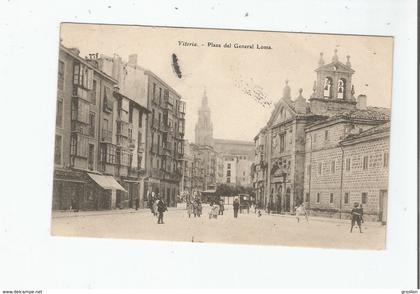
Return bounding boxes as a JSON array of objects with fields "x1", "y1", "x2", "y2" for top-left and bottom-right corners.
[{"x1": 379, "y1": 190, "x2": 388, "y2": 224}]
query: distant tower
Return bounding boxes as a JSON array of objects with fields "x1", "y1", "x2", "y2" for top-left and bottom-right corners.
[
  {"x1": 312, "y1": 49, "x2": 355, "y2": 101},
  {"x1": 195, "y1": 90, "x2": 214, "y2": 146}
]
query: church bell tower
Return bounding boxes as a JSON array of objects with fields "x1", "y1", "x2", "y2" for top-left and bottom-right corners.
[{"x1": 195, "y1": 90, "x2": 214, "y2": 147}]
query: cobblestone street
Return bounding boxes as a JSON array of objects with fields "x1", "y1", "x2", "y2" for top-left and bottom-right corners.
[{"x1": 51, "y1": 205, "x2": 386, "y2": 250}]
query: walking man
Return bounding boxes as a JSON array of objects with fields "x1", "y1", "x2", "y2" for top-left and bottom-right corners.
[
  {"x1": 233, "y1": 198, "x2": 240, "y2": 218},
  {"x1": 350, "y1": 202, "x2": 363, "y2": 233},
  {"x1": 157, "y1": 197, "x2": 167, "y2": 224}
]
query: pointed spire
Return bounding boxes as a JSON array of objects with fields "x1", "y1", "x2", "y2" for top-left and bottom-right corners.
[
  {"x1": 282, "y1": 79, "x2": 291, "y2": 100},
  {"x1": 294, "y1": 88, "x2": 307, "y2": 113},
  {"x1": 332, "y1": 49, "x2": 339, "y2": 62},
  {"x1": 318, "y1": 52, "x2": 325, "y2": 66},
  {"x1": 200, "y1": 89, "x2": 209, "y2": 110},
  {"x1": 346, "y1": 55, "x2": 351, "y2": 67}
]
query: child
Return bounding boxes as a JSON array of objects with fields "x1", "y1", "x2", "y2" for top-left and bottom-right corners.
[
  {"x1": 295, "y1": 203, "x2": 308, "y2": 223},
  {"x1": 350, "y1": 202, "x2": 363, "y2": 233}
]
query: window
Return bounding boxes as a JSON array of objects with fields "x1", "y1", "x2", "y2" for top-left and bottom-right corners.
[
  {"x1": 138, "y1": 132, "x2": 143, "y2": 149},
  {"x1": 88, "y1": 144, "x2": 94, "y2": 170},
  {"x1": 227, "y1": 163, "x2": 231, "y2": 169},
  {"x1": 323, "y1": 77, "x2": 332, "y2": 98},
  {"x1": 316, "y1": 193, "x2": 320, "y2": 203},
  {"x1": 91, "y1": 80, "x2": 97, "y2": 105},
  {"x1": 103, "y1": 86, "x2": 113, "y2": 112},
  {"x1": 280, "y1": 134, "x2": 285, "y2": 153},
  {"x1": 89, "y1": 112, "x2": 95, "y2": 137},
  {"x1": 318, "y1": 162, "x2": 322, "y2": 175},
  {"x1": 305, "y1": 192, "x2": 309, "y2": 202},
  {"x1": 56, "y1": 99, "x2": 63, "y2": 128},
  {"x1": 227, "y1": 170, "x2": 231, "y2": 177},
  {"x1": 307, "y1": 164, "x2": 311, "y2": 176},
  {"x1": 153, "y1": 83, "x2": 156, "y2": 101},
  {"x1": 58, "y1": 61, "x2": 65, "y2": 90},
  {"x1": 331, "y1": 160, "x2": 335, "y2": 173},
  {"x1": 139, "y1": 112, "x2": 143, "y2": 128},
  {"x1": 227, "y1": 177, "x2": 231, "y2": 183},
  {"x1": 70, "y1": 134, "x2": 88, "y2": 158},
  {"x1": 54, "y1": 135, "x2": 62, "y2": 165},
  {"x1": 128, "y1": 104, "x2": 133, "y2": 123},
  {"x1": 362, "y1": 192, "x2": 367, "y2": 204},
  {"x1": 344, "y1": 192, "x2": 349, "y2": 204},
  {"x1": 337, "y1": 78, "x2": 346, "y2": 99},
  {"x1": 383, "y1": 152, "x2": 389, "y2": 168},
  {"x1": 137, "y1": 154, "x2": 142, "y2": 169},
  {"x1": 329, "y1": 193, "x2": 334, "y2": 204},
  {"x1": 325, "y1": 130, "x2": 329, "y2": 140},
  {"x1": 346, "y1": 158, "x2": 351, "y2": 171},
  {"x1": 363, "y1": 156, "x2": 369, "y2": 170}
]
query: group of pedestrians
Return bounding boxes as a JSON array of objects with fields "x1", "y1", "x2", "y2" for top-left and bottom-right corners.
[
  {"x1": 186, "y1": 198, "x2": 202, "y2": 218},
  {"x1": 148, "y1": 194, "x2": 167, "y2": 224}
]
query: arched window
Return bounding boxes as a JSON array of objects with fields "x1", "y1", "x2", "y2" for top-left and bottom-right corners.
[
  {"x1": 323, "y1": 77, "x2": 333, "y2": 98},
  {"x1": 337, "y1": 78, "x2": 346, "y2": 99}
]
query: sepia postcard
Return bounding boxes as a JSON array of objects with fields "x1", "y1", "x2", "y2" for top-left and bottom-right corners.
[{"x1": 51, "y1": 23, "x2": 393, "y2": 250}]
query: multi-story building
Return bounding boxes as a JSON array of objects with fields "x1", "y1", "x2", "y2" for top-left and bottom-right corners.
[
  {"x1": 53, "y1": 45, "x2": 127, "y2": 211},
  {"x1": 304, "y1": 113, "x2": 389, "y2": 221},
  {"x1": 254, "y1": 50, "x2": 391, "y2": 221},
  {"x1": 190, "y1": 143, "x2": 217, "y2": 191},
  {"x1": 98, "y1": 54, "x2": 150, "y2": 209},
  {"x1": 146, "y1": 71, "x2": 186, "y2": 207},
  {"x1": 181, "y1": 140, "x2": 194, "y2": 199},
  {"x1": 252, "y1": 126, "x2": 268, "y2": 208}
]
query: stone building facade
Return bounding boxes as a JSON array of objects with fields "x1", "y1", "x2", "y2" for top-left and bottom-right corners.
[{"x1": 253, "y1": 50, "x2": 391, "y2": 221}]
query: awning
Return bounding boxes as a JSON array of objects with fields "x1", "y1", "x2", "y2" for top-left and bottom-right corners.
[{"x1": 87, "y1": 173, "x2": 127, "y2": 192}]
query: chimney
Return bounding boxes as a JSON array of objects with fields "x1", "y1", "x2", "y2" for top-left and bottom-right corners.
[
  {"x1": 356, "y1": 94, "x2": 367, "y2": 110},
  {"x1": 128, "y1": 54, "x2": 138, "y2": 67}
]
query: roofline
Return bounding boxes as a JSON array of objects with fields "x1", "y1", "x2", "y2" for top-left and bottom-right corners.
[
  {"x1": 60, "y1": 45, "x2": 118, "y2": 84},
  {"x1": 144, "y1": 70, "x2": 182, "y2": 99},
  {"x1": 305, "y1": 117, "x2": 389, "y2": 132},
  {"x1": 340, "y1": 130, "x2": 389, "y2": 146},
  {"x1": 113, "y1": 91, "x2": 151, "y2": 113},
  {"x1": 314, "y1": 60, "x2": 355, "y2": 74}
]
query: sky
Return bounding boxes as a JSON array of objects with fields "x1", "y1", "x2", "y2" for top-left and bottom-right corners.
[{"x1": 60, "y1": 23, "x2": 394, "y2": 143}]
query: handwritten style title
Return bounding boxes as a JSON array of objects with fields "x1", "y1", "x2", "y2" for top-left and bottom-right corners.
[{"x1": 178, "y1": 41, "x2": 272, "y2": 50}]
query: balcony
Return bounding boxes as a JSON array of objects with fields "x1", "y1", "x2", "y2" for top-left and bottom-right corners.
[
  {"x1": 160, "y1": 122, "x2": 169, "y2": 132},
  {"x1": 72, "y1": 85, "x2": 90, "y2": 102},
  {"x1": 71, "y1": 121, "x2": 90, "y2": 136},
  {"x1": 137, "y1": 142, "x2": 145, "y2": 153},
  {"x1": 128, "y1": 138, "x2": 136, "y2": 150},
  {"x1": 101, "y1": 129, "x2": 112, "y2": 142}
]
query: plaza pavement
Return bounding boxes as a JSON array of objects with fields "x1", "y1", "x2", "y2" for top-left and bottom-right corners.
[{"x1": 51, "y1": 204, "x2": 386, "y2": 250}]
